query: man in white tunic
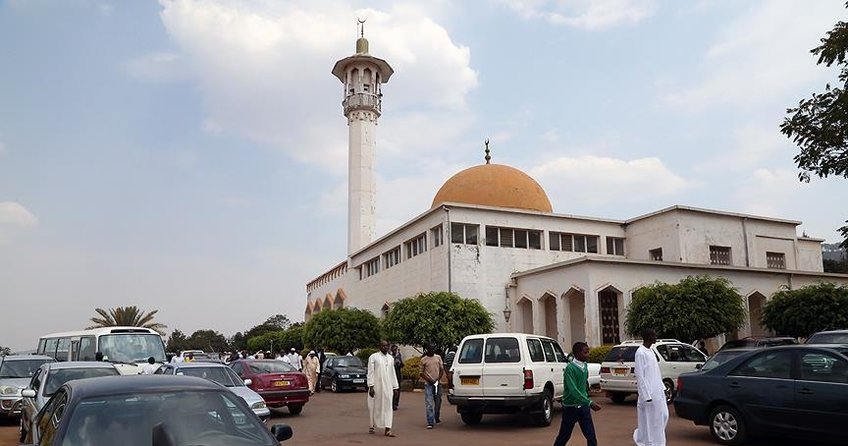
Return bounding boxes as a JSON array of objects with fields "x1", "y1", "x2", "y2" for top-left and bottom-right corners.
[
  {"x1": 633, "y1": 328, "x2": 669, "y2": 446},
  {"x1": 367, "y1": 340, "x2": 399, "y2": 437}
]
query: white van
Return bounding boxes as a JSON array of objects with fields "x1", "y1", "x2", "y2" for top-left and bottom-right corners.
[{"x1": 447, "y1": 333, "x2": 570, "y2": 427}]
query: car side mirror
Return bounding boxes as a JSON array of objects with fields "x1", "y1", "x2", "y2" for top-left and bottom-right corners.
[
  {"x1": 695, "y1": 364, "x2": 702, "y2": 370},
  {"x1": 243, "y1": 379, "x2": 252, "y2": 386},
  {"x1": 21, "y1": 389, "x2": 36, "y2": 398},
  {"x1": 271, "y1": 424, "x2": 293, "y2": 442}
]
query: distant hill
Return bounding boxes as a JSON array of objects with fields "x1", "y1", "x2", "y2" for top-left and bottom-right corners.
[{"x1": 823, "y1": 243, "x2": 847, "y2": 261}]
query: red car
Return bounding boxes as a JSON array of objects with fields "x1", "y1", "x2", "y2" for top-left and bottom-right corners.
[{"x1": 229, "y1": 359, "x2": 310, "y2": 414}]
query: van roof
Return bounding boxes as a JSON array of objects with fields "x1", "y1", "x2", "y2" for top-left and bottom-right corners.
[{"x1": 461, "y1": 333, "x2": 556, "y2": 341}]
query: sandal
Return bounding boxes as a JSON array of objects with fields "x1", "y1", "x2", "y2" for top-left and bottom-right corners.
[
  {"x1": 385, "y1": 430, "x2": 396, "y2": 437},
  {"x1": 368, "y1": 426, "x2": 375, "y2": 434}
]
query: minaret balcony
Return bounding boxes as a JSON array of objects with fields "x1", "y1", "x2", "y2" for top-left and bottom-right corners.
[{"x1": 343, "y1": 93, "x2": 382, "y2": 116}]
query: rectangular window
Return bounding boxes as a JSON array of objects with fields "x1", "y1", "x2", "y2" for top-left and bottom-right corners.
[
  {"x1": 383, "y1": 246, "x2": 401, "y2": 269},
  {"x1": 606, "y1": 237, "x2": 625, "y2": 256},
  {"x1": 550, "y1": 232, "x2": 597, "y2": 253},
  {"x1": 360, "y1": 257, "x2": 380, "y2": 279},
  {"x1": 549, "y1": 232, "x2": 560, "y2": 251},
  {"x1": 499, "y1": 227, "x2": 514, "y2": 248},
  {"x1": 451, "y1": 223, "x2": 478, "y2": 245},
  {"x1": 528, "y1": 231, "x2": 541, "y2": 249},
  {"x1": 485, "y1": 226, "x2": 499, "y2": 246},
  {"x1": 486, "y1": 226, "x2": 543, "y2": 250},
  {"x1": 650, "y1": 248, "x2": 663, "y2": 261},
  {"x1": 484, "y1": 337, "x2": 521, "y2": 363},
  {"x1": 458, "y1": 338, "x2": 484, "y2": 364},
  {"x1": 431, "y1": 225, "x2": 443, "y2": 247},
  {"x1": 404, "y1": 233, "x2": 427, "y2": 259},
  {"x1": 766, "y1": 252, "x2": 786, "y2": 269},
  {"x1": 710, "y1": 246, "x2": 732, "y2": 265}
]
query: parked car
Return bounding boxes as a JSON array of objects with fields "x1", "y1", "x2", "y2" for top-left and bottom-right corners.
[
  {"x1": 155, "y1": 362, "x2": 271, "y2": 421},
  {"x1": 19, "y1": 361, "x2": 119, "y2": 442},
  {"x1": 229, "y1": 359, "x2": 310, "y2": 414},
  {"x1": 0, "y1": 355, "x2": 53, "y2": 419},
  {"x1": 698, "y1": 348, "x2": 758, "y2": 373},
  {"x1": 448, "y1": 333, "x2": 572, "y2": 427},
  {"x1": 806, "y1": 329, "x2": 848, "y2": 344},
  {"x1": 674, "y1": 344, "x2": 848, "y2": 445},
  {"x1": 600, "y1": 339, "x2": 706, "y2": 404},
  {"x1": 319, "y1": 356, "x2": 367, "y2": 392},
  {"x1": 22, "y1": 375, "x2": 293, "y2": 446},
  {"x1": 718, "y1": 336, "x2": 797, "y2": 351}
]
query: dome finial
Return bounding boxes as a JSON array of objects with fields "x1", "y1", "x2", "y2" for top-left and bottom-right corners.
[
  {"x1": 484, "y1": 139, "x2": 491, "y2": 164},
  {"x1": 358, "y1": 17, "x2": 366, "y2": 38},
  {"x1": 355, "y1": 18, "x2": 369, "y2": 54}
]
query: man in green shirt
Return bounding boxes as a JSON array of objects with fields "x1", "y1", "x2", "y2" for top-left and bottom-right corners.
[{"x1": 553, "y1": 342, "x2": 600, "y2": 446}]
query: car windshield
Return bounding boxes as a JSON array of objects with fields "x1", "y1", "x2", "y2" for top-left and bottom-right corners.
[
  {"x1": 0, "y1": 359, "x2": 51, "y2": 378},
  {"x1": 248, "y1": 361, "x2": 296, "y2": 374},
  {"x1": 333, "y1": 357, "x2": 363, "y2": 367},
  {"x1": 604, "y1": 346, "x2": 638, "y2": 362},
  {"x1": 99, "y1": 334, "x2": 166, "y2": 363},
  {"x1": 179, "y1": 367, "x2": 240, "y2": 387},
  {"x1": 44, "y1": 368, "x2": 119, "y2": 396},
  {"x1": 807, "y1": 332, "x2": 848, "y2": 344},
  {"x1": 61, "y1": 390, "x2": 276, "y2": 446},
  {"x1": 701, "y1": 350, "x2": 750, "y2": 372}
]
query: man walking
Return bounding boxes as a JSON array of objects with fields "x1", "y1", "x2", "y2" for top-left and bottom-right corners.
[
  {"x1": 286, "y1": 348, "x2": 303, "y2": 371},
  {"x1": 391, "y1": 344, "x2": 403, "y2": 410},
  {"x1": 367, "y1": 340, "x2": 399, "y2": 437},
  {"x1": 419, "y1": 344, "x2": 445, "y2": 429},
  {"x1": 315, "y1": 348, "x2": 326, "y2": 393},
  {"x1": 552, "y1": 342, "x2": 600, "y2": 446},
  {"x1": 633, "y1": 328, "x2": 669, "y2": 446},
  {"x1": 304, "y1": 351, "x2": 320, "y2": 394}
]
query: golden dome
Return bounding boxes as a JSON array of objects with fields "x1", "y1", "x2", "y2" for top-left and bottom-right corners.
[{"x1": 431, "y1": 163, "x2": 553, "y2": 213}]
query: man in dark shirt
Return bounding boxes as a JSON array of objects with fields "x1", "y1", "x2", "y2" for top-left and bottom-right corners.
[{"x1": 391, "y1": 344, "x2": 403, "y2": 410}]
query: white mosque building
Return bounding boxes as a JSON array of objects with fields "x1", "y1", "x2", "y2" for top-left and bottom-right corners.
[{"x1": 304, "y1": 32, "x2": 848, "y2": 348}]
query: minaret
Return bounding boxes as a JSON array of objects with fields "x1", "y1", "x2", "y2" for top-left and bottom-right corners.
[{"x1": 332, "y1": 21, "x2": 394, "y2": 254}]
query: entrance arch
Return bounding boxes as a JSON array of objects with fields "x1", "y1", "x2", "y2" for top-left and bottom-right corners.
[
  {"x1": 517, "y1": 296, "x2": 534, "y2": 334},
  {"x1": 598, "y1": 285, "x2": 624, "y2": 345},
  {"x1": 747, "y1": 292, "x2": 768, "y2": 337},
  {"x1": 562, "y1": 287, "x2": 586, "y2": 350},
  {"x1": 540, "y1": 293, "x2": 558, "y2": 339}
]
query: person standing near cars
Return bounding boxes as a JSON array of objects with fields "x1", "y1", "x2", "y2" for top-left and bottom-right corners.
[
  {"x1": 633, "y1": 328, "x2": 668, "y2": 446},
  {"x1": 304, "y1": 351, "x2": 320, "y2": 394},
  {"x1": 367, "y1": 340, "x2": 399, "y2": 437},
  {"x1": 419, "y1": 344, "x2": 445, "y2": 429},
  {"x1": 287, "y1": 348, "x2": 303, "y2": 371},
  {"x1": 391, "y1": 344, "x2": 403, "y2": 410},
  {"x1": 552, "y1": 342, "x2": 600, "y2": 446}
]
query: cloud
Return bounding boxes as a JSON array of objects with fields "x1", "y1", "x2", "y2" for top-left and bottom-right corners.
[
  {"x1": 530, "y1": 155, "x2": 688, "y2": 205},
  {"x1": 732, "y1": 168, "x2": 806, "y2": 217},
  {"x1": 698, "y1": 123, "x2": 792, "y2": 172},
  {"x1": 155, "y1": 0, "x2": 478, "y2": 174},
  {"x1": 501, "y1": 0, "x2": 658, "y2": 30},
  {"x1": 664, "y1": 1, "x2": 844, "y2": 110},
  {"x1": 123, "y1": 52, "x2": 188, "y2": 83},
  {"x1": 0, "y1": 201, "x2": 38, "y2": 243}
]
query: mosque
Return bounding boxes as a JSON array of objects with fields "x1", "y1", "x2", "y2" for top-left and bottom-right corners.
[{"x1": 304, "y1": 31, "x2": 848, "y2": 348}]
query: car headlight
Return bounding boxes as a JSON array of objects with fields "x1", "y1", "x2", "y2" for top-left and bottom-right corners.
[
  {"x1": 250, "y1": 401, "x2": 267, "y2": 410},
  {"x1": 339, "y1": 374, "x2": 350, "y2": 379},
  {"x1": 0, "y1": 385, "x2": 21, "y2": 396}
]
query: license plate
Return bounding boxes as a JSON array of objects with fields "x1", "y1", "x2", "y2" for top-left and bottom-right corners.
[
  {"x1": 614, "y1": 368, "x2": 628, "y2": 376},
  {"x1": 353, "y1": 379, "x2": 365, "y2": 383},
  {"x1": 460, "y1": 377, "x2": 479, "y2": 385},
  {"x1": 273, "y1": 380, "x2": 290, "y2": 387}
]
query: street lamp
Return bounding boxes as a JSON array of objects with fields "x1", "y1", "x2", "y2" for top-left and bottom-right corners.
[{"x1": 502, "y1": 306, "x2": 512, "y2": 323}]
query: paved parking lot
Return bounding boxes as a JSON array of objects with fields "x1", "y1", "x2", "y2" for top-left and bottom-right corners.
[{"x1": 0, "y1": 390, "x2": 836, "y2": 445}]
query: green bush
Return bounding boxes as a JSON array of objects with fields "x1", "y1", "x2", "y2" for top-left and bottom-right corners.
[
  {"x1": 588, "y1": 345, "x2": 614, "y2": 364},
  {"x1": 356, "y1": 348, "x2": 378, "y2": 364},
  {"x1": 402, "y1": 356, "x2": 422, "y2": 380}
]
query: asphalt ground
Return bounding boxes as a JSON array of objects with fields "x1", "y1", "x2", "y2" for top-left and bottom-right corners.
[{"x1": 0, "y1": 389, "x2": 837, "y2": 445}]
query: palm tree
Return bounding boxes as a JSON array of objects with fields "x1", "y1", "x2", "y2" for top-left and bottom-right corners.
[{"x1": 88, "y1": 306, "x2": 167, "y2": 335}]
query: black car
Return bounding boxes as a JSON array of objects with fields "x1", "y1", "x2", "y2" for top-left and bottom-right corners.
[
  {"x1": 718, "y1": 336, "x2": 797, "y2": 351},
  {"x1": 674, "y1": 344, "x2": 848, "y2": 445},
  {"x1": 23, "y1": 375, "x2": 293, "y2": 446},
  {"x1": 320, "y1": 356, "x2": 368, "y2": 392}
]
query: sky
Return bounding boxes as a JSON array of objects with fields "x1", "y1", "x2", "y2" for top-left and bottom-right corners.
[{"x1": 2, "y1": 0, "x2": 847, "y2": 351}]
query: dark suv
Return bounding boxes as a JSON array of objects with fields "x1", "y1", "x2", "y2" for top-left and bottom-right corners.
[{"x1": 718, "y1": 336, "x2": 797, "y2": 351}]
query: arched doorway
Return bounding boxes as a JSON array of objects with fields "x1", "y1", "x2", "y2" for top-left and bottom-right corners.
[
  {"x1": 323, "y1": 295, "x2": 332, "y2": 311},
  {"x1": 517, "y1": 297, "x2": 534, "y2": 334},
  {"x1": 334, "y1": 292, "x2": 345, "y2": 310},
  {"x1": 598, "y1": 286, "x2": 623, "y2": 345},
  {"x1": 563, "y1": 288, "x2": 586, "y2": 350},
  {"x1": 748, "y1": 292, "x2": 768, "y2": 337},
  {"x1": 540, "y1": 293, "x2": 557, "y2": 339}
]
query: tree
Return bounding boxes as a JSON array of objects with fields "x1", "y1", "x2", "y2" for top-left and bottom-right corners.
[
  {"x1": 245, "y1": 323, "x2": 305, "y2": 354},
  {"x1": 166, "y1": 329, "x2": 189, "y2": 352},
  {"x1": 781, "y1": 5, "x2": 848, "y2": 248},
  {"x1": 0, "y1": 346, "x2": 11, "y2": 356},
  {"x1": 229, "y1": 332, "x2": 247, "y2": 352},
  {"x1": 301, "y1": 308, "x2": 382, "y2": 354},
  {"x1": 383, "y1": 292, "x2": 494, "y2": 354},
  {"x1": 186, "y1": 329, "x2": 229, "y2": 353},
  {"x1": 243, "y1": 314, "x2": 293, "y2": 341},
  {"x1": 624, "y1": 276, "x2": 747, "y2": 341},
  {"x1": 264, "y1": 314, "x2": 292, "y2": 330},
  {"x1": 762, "y1": 282, "x2": 848, "y2": 338},
  {"x1": 87, "y1": 306, "x2": 167, "y2": 335}
]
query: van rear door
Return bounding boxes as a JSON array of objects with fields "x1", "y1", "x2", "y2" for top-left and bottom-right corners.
[
  {"x1": 481, "y1": 337, "x2": 524, "y2": 396},
  {"x1": 453, "y1": 338, "x2": 484, "y2": 397}
]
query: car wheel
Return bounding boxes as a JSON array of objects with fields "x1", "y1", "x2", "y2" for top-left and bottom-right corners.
[
  {"x1": 460, "y1": 412, "x2": 482, "y2": 425},
  {"x1": 663, "y1": 379, "x2": 675, "y2": 404},
  {"x1": 331, "y1": 379, "x2": 339, "y2": 393},
  {"x1": 531, "y1": 389, "x2": 554, "y2": 427},
  {"x1": 709, "y1": 405, "x2": 747, "y2": 445},
  {"x1": 288, "y1": 404, "x2": 304, "y2": 415},
  {"x1": 609, "y1": 392, "x2": 628, "y2": 404}
]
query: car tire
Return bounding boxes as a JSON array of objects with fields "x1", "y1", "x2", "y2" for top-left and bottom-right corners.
[
  {"x1": 663, "y1": 379, "x2": 675, "y2": 404},
  {"x1": 609, "y1": 392, "x2": 628, "y2": 404},
  {"x1": 531, "y1": 389, "x2": 554, "y2": 427},
  {"x1": 709, "y1": 405, "x2": 747, "y2": 445},
  {"x1": 288, "y1": 404, "x2": 304, "y2": 415},
  {"x1": 331, "y1": 379, "x2": 339, "y2": 393},
  {"x1": 460, "y1": 412, "x2": 483, "y2": 425}
]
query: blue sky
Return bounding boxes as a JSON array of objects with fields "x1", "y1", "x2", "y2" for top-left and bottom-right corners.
[{"x1": 2, "y1": 0, "x2": 846, "y2": 350}]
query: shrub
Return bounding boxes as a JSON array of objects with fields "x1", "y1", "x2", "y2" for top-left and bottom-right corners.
[
  {"x1": 762, "y1": 282, "x2": 848, "y2": 337},
  {"x1": 356, "y1": 348, "x2": 379, "y2": 364},
  {"x1": 402, "y1": 356, "x2": 422, "y2": 381},
  {"x1": 588, "y1": 345, "x2": 614, "y2": 364}
]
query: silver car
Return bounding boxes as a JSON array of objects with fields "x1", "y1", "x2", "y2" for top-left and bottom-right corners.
[
  {"x1": 0, "y1": 355, "x2": 53, "y2": 419},
  {"x1": 156, "y1": 362, "x2": 271, "y2": 420},
  {"x1": 19, "y1": 361, "x2": 119, "y2": 442}
]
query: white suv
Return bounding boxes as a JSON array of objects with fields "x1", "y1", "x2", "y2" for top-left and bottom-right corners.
[
  {"x1": 599, "y1": 339, "x2": 706, "y2": 404},
  {"x1": 447, "y1": 333, "x2": 570, "y2": 427}
]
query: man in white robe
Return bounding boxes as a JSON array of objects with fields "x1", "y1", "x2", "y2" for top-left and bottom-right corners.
[
  {"x1": 286, "y1": 348, "x2": 302, "y2": 371},
  {"x1": 633, "y1": 328, "x2": 669, "y2": 446},
  {"x1": 367, "y1": 340, "x2": 399, "y2": 437}
]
